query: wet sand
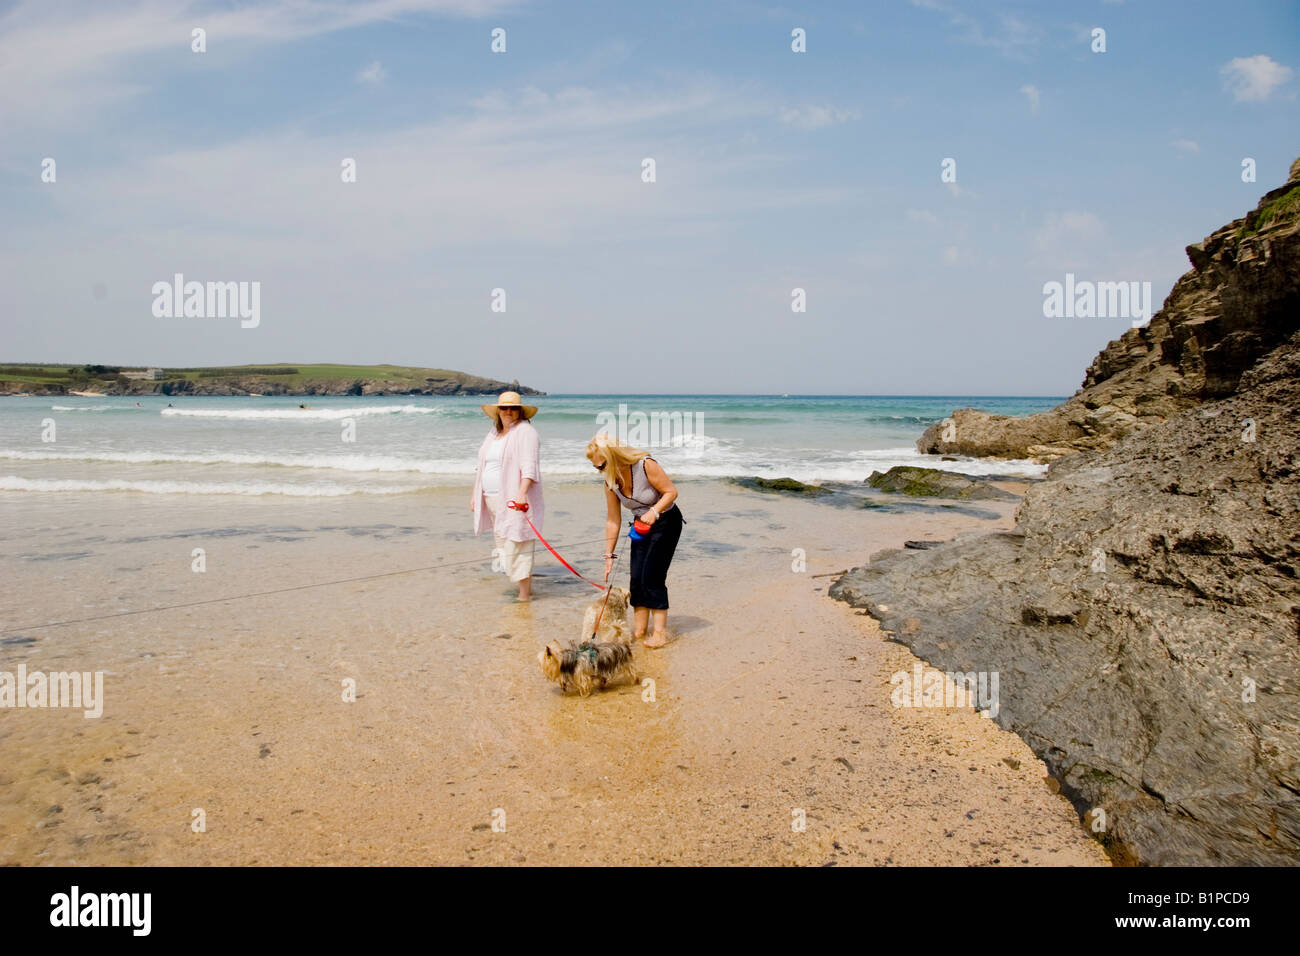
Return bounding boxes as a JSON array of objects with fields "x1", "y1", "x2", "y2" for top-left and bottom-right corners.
[{"x1": 0, "y1": 480, "x2": 1109, "y2": 865}]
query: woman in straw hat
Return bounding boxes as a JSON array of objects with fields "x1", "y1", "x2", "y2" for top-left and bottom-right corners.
[
  {"x1": 585, "y1": 432, "x2": 683, "y2": 648},
  {"x1": 471, "y1": 391, "x2": 544, "y2": 601}
]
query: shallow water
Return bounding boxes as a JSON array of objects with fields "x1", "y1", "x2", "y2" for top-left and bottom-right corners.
[{"x1": 0, "y1": 480, "x2": 1108, "y2": 866}]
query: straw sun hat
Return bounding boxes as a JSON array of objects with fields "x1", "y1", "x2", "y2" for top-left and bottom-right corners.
[{"x1": 481, "y1": 390, "x2": 538, "y2": 420}]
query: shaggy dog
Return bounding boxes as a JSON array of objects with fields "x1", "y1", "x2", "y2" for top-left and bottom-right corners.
[
  {"x1": 581, "y1": 586, "x2": 630, "y2": 644},
  {"x1": 538, "y1": 586, "x2": 637, "y2": 696},
  {"x1": 538, "y1": 640, "x2": 637, "y2": 697}
]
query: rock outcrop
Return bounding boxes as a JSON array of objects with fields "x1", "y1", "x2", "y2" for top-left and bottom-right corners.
[
  {"x1": 835, "y1": 162, "x2": 1300, "y2": 865},
  {"x1": 835, "y1": 334, "x2": 1300, "y2": 864},
  {"x1": 865, "y1": 466, "x2": 1017, "y2": 501},
  {"x1": 919, "y1": 159, "x2": 1300, "y2": 462},
  {"x1": 727, "y1": 476, "x2": 833, "y2": 497}
]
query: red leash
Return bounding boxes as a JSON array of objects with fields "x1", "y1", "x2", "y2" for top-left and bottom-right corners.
[{"x1": 507, "y1": 500, "x2": 607, "y2": 591}]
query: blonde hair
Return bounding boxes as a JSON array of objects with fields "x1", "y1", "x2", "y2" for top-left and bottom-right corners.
[{"x1": 585, "y1": 433, "x2": 650, "y2": 492}]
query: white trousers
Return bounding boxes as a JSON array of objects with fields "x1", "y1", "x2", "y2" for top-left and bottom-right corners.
[{"x1": 487, "y1": 493, "x2": 535, "y2": 582}]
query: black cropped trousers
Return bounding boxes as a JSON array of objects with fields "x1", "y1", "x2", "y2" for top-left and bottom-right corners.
[{"x1": 628, "y1": 505, "x2": 684, "y2": 610}]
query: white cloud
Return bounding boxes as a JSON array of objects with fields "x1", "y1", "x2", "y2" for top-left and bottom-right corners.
[
  {"x1": 2, "y1": 73, "x2": 871, "y2": 382},
  {"x1": 1220, "y1": 55, "x2": 1293, "y2": 102},
  {"x1": 908, "y1": 0, "x2": 1041, "y2": 60},
  {"x1": 1019, "y1": 83, "x2": 1040, "y2": 113},
  {"x1": 906, "y1": 208, "x2": 938, "y2": 224},
  {"x1": 1171, "y1": 139, "x2": 1200, "y2": 154},
  {"x1": 1049, "y1": 211, "x2": 1103, "y2": 235},
  {"x1": 0, "y1": 0, "x2": 525, "y2": 132},
  {"x1": 7, "y1": 78, "x2": 844, "y2": 291},
  {"x1": 778, "y1": 105, "x2": 860, "y2": 129},
  {"x1": 1033, "y1": 210, "x2": 1105, "y2": 262},
  {"x1": 357, "y1": 60, "x2": 387, "y2": 85}
]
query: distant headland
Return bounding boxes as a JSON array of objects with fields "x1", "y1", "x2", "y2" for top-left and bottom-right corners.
[{"x1": 0, "y1": 363, "x2": 545, "y2": 398}]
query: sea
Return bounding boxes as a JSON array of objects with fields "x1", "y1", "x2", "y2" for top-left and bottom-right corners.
[{"x1": 0, "y1": 394, "x2": 1062, "y2": 497}]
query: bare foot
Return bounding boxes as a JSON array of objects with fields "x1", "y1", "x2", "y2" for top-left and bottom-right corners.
[
  {"x1": 643, "y1": 631, "x2": 668, "y2": 648},
  {"x1": 633, "y1": 631, "x2": 647, "y2": 644}
]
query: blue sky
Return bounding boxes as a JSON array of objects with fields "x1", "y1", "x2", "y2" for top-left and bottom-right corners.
[{"x1": 1, "y1": 0, "x2": 1297, "y2": 394}]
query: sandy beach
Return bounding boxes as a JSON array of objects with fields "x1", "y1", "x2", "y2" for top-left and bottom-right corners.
[
  {"x1": 6, "y1": 0, "x2": 1299, "y2": 888},
  {"x1": 0, "y1": 479, "x2": 1108, "y2": 866}
]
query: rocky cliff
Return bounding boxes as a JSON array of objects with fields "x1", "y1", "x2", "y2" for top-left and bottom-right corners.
[
  {"x1": 919, "y1": 157, "x2": 1300, "y2": 462},
  {"x1": 834, "y1": 161, "x2": 1300, "y2": 865}
]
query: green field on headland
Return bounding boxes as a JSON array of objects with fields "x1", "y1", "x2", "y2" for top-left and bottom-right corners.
[{"x1": 0, "y1": 363, "x2": 543, "y2": 397}]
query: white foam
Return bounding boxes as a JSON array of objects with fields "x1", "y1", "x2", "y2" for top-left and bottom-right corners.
[
  {"x1": 0, "y1": 476, "x2": 428, "y2": 497},
  {"x1": 0, "y1": 448, "x2": 463, "y2": 474},
  {"x1": 660, "y1": 432, "x2": 724, "y2": 456},
  {"x1": 0, "y1": 444, "x2": 1047, "y2": 484},
  {"x1": 658, "y1": 448, "x2": 1047, "y2": 482},
  {"x1": 907, "y1": 456, "x2": 1048, "y2": 478},
  {"x1": 50, "y1": 405, "x2": 116, "y2": 411},
  {"x1": 159, "y1": 404, "x2": 442, "y2": 421}
]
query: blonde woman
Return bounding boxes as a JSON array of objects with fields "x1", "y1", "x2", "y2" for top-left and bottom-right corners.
[
  {"x1": 585, "y1": 433, "x2": 683, "y2": 648},
  {"x1": 472, "y1": 391, "x2": 544, "y2": 601}
]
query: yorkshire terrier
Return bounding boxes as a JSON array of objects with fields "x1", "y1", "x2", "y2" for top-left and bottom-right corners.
[
  {"x1": 581, "y1": 586, "x2": 630, "y2": 644},
  {"x1": 538, "y1": 639, "x2": 638, "y2": 697},
  {"x1": 537, "y1": 586, "x2": 636, "y2": 696}
]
